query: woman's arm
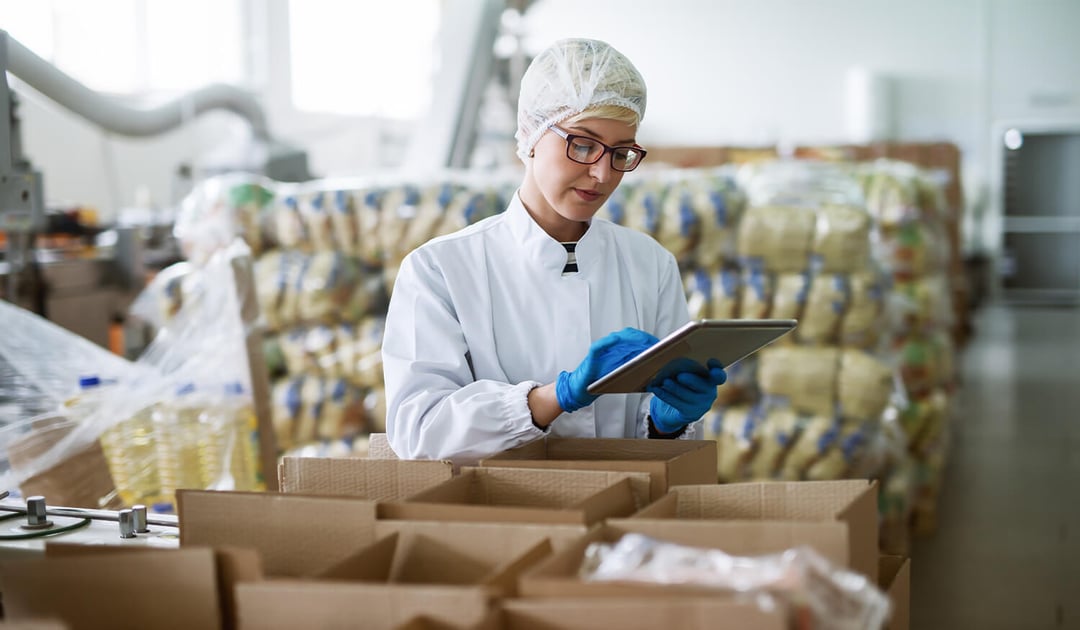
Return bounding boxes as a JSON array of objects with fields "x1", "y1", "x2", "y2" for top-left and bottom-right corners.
[{"x1": 383, "y1": 249, "x2": 547, "y2": 462}]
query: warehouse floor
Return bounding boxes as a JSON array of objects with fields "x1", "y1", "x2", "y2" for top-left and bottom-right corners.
[{"x1": 911, "y1": 305, "x2": 1080, "y2": 629}]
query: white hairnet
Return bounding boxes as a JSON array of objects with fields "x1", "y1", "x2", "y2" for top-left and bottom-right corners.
[{"x1": 516, "y1": 38, "x2": 647, "y2": 162}]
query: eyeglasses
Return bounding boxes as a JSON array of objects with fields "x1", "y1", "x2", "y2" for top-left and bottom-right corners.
[{"x1": 548, "y1": 126, "x2": 647, "y2": 172}]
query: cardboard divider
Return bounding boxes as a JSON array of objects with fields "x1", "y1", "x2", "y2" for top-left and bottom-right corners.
[
  {"x1": 278, "y1": 456, "x2": 453, "y2": 499},
  {"x1": 630, "y1": 480, "x2": 879, "y2": 581},
  {"x1": 881, "y1": 555, "x2": 911, "y2": 630},
  {"x1": 177, "y1": 489, "x2": 378, "y2": 577},
  {"x1": 378, "y1": 467, "x2": 645, "y2": 525},
  {"x1": 0, "y1": 548, "x2": 226, "y2": 630},
  {"x1": 519, "y1": 520, "x2": 850, "y2": 598},
  {"x1": 235, "y1": 520, "x2": 570, "y2": 630},
  {"x1": 480, "y1": 438, "x2": 718, "y2": 501},
  {"x1": 499, "y1": 598, "x2": 788, "y2": 630},
  {"x1": 368, "y1": 433, "x2": 399, "y2": 459}
]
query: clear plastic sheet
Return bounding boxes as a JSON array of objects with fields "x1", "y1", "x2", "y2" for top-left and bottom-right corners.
[
  {"x1": 0, "y1": 240, "x2": 260, "y2": 507},
  {"x1": 580, "y1": 533, "x2": 891, "y2": 630}
]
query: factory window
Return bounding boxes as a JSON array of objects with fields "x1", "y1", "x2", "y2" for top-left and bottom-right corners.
[
  {"x1": 287, "y1": 0, "x2": 440, "y2": 119},
  {"x1": 0, "y1": 0, "x2": 246, "y2": 94}
]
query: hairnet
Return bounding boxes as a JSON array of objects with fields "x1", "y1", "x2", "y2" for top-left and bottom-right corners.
[{"x1": 515, "y1": 38, "x2": 647, "y2": 162}]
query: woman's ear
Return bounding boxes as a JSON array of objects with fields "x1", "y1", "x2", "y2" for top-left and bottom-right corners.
[{"x1": 529, "y1": 148, "x2": 535, "y2": 158}]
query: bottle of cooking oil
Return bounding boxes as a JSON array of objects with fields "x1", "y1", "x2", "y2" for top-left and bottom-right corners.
[
  {"x1": 100, "y1": 404, "x2": 163, "y2": 507},
  {"x1": 199, "y1": 383, "x2": 262, "y2": 491},
  {"x1": 153, "y1": 383, "x2": 207, "y2": 510}
]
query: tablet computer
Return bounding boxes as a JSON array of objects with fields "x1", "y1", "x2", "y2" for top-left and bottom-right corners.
[{"x1": 586, "y1": 319, "x2": 797, "y2": 395}]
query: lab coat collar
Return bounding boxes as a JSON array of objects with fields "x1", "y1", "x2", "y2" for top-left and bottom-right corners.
[{"x1": 507, "y1": 190, "x2": 607, "y2": 276}]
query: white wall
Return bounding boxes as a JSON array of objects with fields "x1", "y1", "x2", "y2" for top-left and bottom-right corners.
[{"x1": 13, "y1": 0, "x2": 1080, "y2": 248}]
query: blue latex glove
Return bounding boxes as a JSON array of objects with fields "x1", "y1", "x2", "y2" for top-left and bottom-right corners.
[
  {"x1": 556, "y1": 328, "x2": 659, "y2": 413},
  {"x1": 648, "y1": 359, "x2": 727, "y2": 433}
]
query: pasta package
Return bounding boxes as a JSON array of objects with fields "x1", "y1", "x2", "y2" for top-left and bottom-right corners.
[
  {"x1": 355, "y1": 188, "x2": 385, "y2": 266},
  {"x1": 736, "y1": 205, "x2": 815, "y2": 272},
  {"x1": 799, "y1": 274, "x2": 850, "y2": 345},
  {"x1": 707, "y1": 405, "x2": 755, "y2": 483},
  {"x1": 738, "y1": 269, "x2": 773, "y2": 319},
  {"x1": 684, "y1": 269, "x2": 711, "y2": 320},
  {"x1": 778, "y1": 414, "x2": 836, "y2": 481},
  {"x1": 812, "y1": 203, "x2": 871, "y2": 273},
  {"x1": 748, "y1": 405, "x2": 802, "y2": 480},
  {"x1": 694, "y1": 180, "x2": 742, "y2": 269},
  {"x1": 656, "y1": 188, "x2": 700, "y2": 265},
  {"x1": 254, "y1": 250, "x2": 304, "y2": 332},
  {"x1": 837, "y1": 349, "x2": 894, "y2": 421},
  {"x1": 328, "y1": 189, "x2": 361, "y2": 255},
  {"x1": 270, "y1": 195, "x2": 308, "y2": 251},
  {"x1": 298, "y1": 191, "x2": 336, "y2": 251},
  {"x1": 364, "y1": 387, "x2": 388, "y2": 433},
  {"x1": 402, "y1": 184, "x2": 456, "y2": 259},
  {"x1": 623, "y1": 185, "x2": 663, "y2": 237},
  {"x1": 758, "y1": 346, "x2": 840, "y2": 417},
  {"x1": 354, "y1": 316, "x2": 386, "y2": 388},
  {"x1": 771, "y1": 273, "x2": 809, "y2": 321},
  {"x1": 711, "y1": 268, "x2": 741, "y2": 320},
  {"x1": 379, "y1": 185, "x2": 422, "y2": 270},
  {"x1": 840, "y1": 272, "x2": 886, "y2": 348}
]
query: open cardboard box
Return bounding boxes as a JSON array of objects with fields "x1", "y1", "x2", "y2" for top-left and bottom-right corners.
[
  {"x1": 378, "y1": 467, "x2": 648, "y2": 525},
  {"x1": 234, "y1": 521, "x2": 586, "y2": 630},
  {"x1": 278, "y1": 456, "x2": 453, "y2": 499},
  {"x1": 497, "y1": 598, "x2": 788, "y2": 630},
  {"x1": 881, "y1": 555, "x2": 911, "y2": 630},
  {"x1": 632, "y1": 480, "x2": 879, "y2": 581},
  {"x1": 479, "y1": 437, "x2": 717, "y2": 501},
  {"x1": 519, "y1": 519, "x2": 852, "y2": 598},
  {"x1": 177, "y1": 489, "x2": 587, "y2": 629},
  {"x1": 0, "y1": 545, "x2": 260, "y2": 630}
]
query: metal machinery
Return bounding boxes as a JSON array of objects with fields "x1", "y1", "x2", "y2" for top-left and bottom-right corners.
[{"x1": 0, "y1": 29, "x2": 309, "y2": 347}]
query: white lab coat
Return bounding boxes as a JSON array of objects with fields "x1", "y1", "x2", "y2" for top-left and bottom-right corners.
[{"x1": 383, "y1": 191, "x2": 694, "y2": 462}]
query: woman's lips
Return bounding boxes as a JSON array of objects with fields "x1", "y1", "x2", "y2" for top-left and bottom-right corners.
[{"x1": 574, "y1": 188, "x2": 602, "y2": 202}]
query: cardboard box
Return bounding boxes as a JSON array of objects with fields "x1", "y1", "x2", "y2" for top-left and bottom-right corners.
[
  {"x1": 235, "y1": 520, "x2": 577, "y2": 630},
  {"x1": 279, "y1": 456, "x2": 453, "y2": 500},
  {"x1": 631, "y1": 480, "x2": 879, "y2": 581},
  {"x1": 479, "y1": 437, "x2": 717, "y2": 501},
  {"x1": 378, "y1": 467, "x2": 646, "y2": 525},
  {"x1": 0, "y1": 548, "x2": 238, "y2": 630},
  {"x1": 177, "y1": 489, "x2": 378, "y2": 577},
  {"x1": 499, "y1": 599, "x2": 787, "y2": 630},
  {"x1": 0, "y1": 623, "x2": 69, "y2": 630},
  {"x1": 881, "y1": 555, "x2": 911, "y2": 630},
  {"x1": 369, "y1": 432, "x2": 399, "y2": 459},
  {"x1": 519, "y1": 520, "x2": 850, "y2": 598}
]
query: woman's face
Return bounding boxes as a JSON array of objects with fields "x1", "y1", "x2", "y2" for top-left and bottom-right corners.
[{"x1": 520, "y1": 117, "x2": 638, "y2": 241}]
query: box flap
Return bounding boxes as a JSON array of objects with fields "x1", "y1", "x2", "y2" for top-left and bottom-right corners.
[
  {"x1": 880, "y1": 556, "x2": 910, "y2": 630},
  {"x1": 0, "y1": 548, "x2": 222, "y2": 629},
  {"x1": 630, "y1": 492, "x2": 679, "y2": 519},
  {"x1": 381, "y1": 469, "x2": 639, "y2": 525},
  {"x1": 501, "y1": 598, "x2": 788, "y2": 630},
  {"x1": 376, "y1": 520, "x2": 587, "y2": 555},
  {"x1": 368, "y1": 433, "x2": 400, "y2": 459},
  {"x1": 319, "y1": 533, "x2": 399, "y2": 581},
  {"x1": 177, "y1": 490, "x2": 377, "y2": 577},
  {"x1": 235, "y1": 581, "x2": 493, "y2": 630},
  {"x1": 375, "y1": 521, "x2": 569, "y2": 586},
  {"x1": 279, "y1": 457, "x2": 453, "y2": 500},
  {"x1": 480, "y1": 538, "x2": 553, "y2": 596}
]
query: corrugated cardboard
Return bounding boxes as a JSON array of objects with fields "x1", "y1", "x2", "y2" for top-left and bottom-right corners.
[
  {"x1": 499, "y1": 599, "x2": 788, "y2": 630},
  {"x1": 369, "y1": 432, "x2": 399, "y2": 459},
  {"x1": 278, "y1": 456, "x2": 453, "y2": 499},
  {"x1": 378, "y1": 467, "x2": 646, "y2": 525},
  {"x1": 479, "y1": 437, "x2": 717, "y2": 501},
  {"x1": 177, "y1": 489, "x2": 377, "y2": 577},
  {"x1": 0, "y1": 623, "x2": 69, "y2": 630},
  {"x1": 0, "y1": 548, "x2": 224, "y2": 630},
  {"x1": 631, "y1": 480, "x2": 879, "y2": 581},
  {"x1": 40, "y1": 544, "x2": 260, "y2": 630},
  {"x1": 519, "y1": 520, "x2": 849, "y2": 598},
  {"x1": 236, "y1": 581, "x2": 492, "y2": 630},
  {"x1": 236, "y1": 521, "x2": 569, "y2": 630},
  {"x1": 881, "y1": 555, "x2": 911, "y2": 630}
]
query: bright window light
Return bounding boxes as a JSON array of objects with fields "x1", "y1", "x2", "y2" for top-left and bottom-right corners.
[
  {"x1": 0, "y1": 0, "x2": 245, "y2": 94},
  {"x1": 288, "y1": 0, "x2": 440, "y2": 118}
]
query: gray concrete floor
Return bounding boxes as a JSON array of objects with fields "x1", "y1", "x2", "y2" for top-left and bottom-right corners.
[{"x1": 911, "y1": 305, "x2": 1080, "y2": 629}]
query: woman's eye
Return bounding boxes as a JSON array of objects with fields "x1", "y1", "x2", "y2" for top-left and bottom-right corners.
[{"x1": 571, "y1": 142, "x2": 594, "y2": 156}]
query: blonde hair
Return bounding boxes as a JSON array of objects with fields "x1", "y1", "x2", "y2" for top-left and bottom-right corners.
[{"x1": 565, "y1": 104, "x2": 640, "y2": 128}]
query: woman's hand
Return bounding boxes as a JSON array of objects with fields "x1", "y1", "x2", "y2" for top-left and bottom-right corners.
[
  {"x1": 647, "y1": 359, "x2": 727, "y2": 433},
  {"x1": 555, "y1": 327, "x2": 658, "y2": 413}
]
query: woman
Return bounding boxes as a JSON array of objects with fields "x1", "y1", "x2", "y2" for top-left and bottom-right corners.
[{"x1": 383, "y1": 38, "x2": 726, "y2": 462}]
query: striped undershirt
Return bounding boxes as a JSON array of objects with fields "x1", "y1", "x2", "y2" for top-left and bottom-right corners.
[{"x1": 560, "y1": 242, "x2": 579, "y2": 275}]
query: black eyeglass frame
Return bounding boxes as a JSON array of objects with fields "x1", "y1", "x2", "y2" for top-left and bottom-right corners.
[{"x1": 548, "y1": 125, "x2": 648, "y2": 172}]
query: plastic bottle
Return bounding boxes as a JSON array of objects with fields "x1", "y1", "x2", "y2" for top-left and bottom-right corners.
[
  {"x1": 153, "y1": 383, "x2": 208, "y2": 509},
  {"x1": 208, "y1": 382, "x2": 263, "y2": 491}
]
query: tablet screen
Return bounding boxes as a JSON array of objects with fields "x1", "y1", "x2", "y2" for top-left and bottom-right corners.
[{"x1": 586, "y1": 319, "x2": 796, "y2": 395}]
